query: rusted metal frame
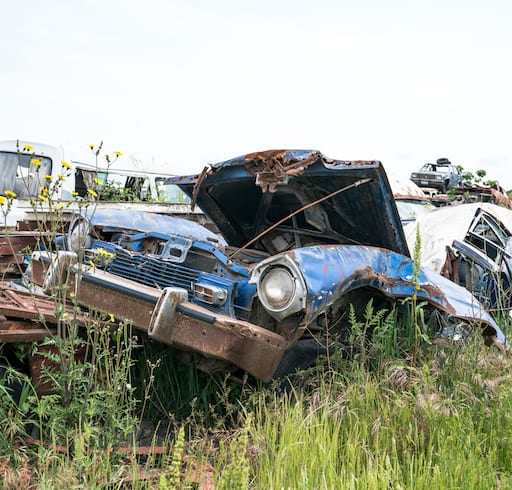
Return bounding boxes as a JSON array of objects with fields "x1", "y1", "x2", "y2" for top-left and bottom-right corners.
[
  {"x1": 0, "y1": 287, "x2": 89, "y2": 330},
  {"x1": 0, "y1": 319, "x2": 56, "y2": 342}
]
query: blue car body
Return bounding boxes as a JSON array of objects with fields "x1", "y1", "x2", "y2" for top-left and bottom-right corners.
[{"x1": 50, "y1": 150, "x2": 504, "y2": 381}]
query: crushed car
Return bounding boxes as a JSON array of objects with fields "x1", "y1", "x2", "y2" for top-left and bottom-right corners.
[
  {"x1": 25, "y1": 150, "x2": 506, "y2": 382},
  {"x1": 389, "y1": 175, "x2": 435, "y2": 225},
  {"x1": 404, "y1": 202, "x2": 512, "y2": 317},
  {"x1": 410, "y1": 158, "x2": 463, "y2": 193}
]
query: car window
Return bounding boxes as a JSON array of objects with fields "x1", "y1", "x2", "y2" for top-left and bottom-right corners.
[{"x1": 465, "y1": 211, "x2": 511, "y2": 263}]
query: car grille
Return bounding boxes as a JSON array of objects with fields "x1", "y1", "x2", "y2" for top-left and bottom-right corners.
[{"x1": 96, "y1": 242, "x2": 200, "y2": 301}]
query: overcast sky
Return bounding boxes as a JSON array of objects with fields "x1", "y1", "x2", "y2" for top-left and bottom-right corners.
[{"x1": 2, "y1": 0, "x2": 511, "y2": 189}]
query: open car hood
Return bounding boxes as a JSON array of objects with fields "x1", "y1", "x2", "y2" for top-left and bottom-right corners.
[{"x1": 169, "y1": 150, "x2": 409, "y2": 256}]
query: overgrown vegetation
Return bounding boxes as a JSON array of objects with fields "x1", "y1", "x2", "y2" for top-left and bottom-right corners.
[
  {"x1": 0, "y1": 145, "x2": 511, "y2": 488},
  {"x1": 456, "y1": 164, "x2": 501, "y2": 189}
]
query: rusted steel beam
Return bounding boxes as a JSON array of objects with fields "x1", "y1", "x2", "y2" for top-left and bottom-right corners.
[
  {"x1": 0, "y1": 319, "x2": 56, "y2": 342},
  {"x1": 0, "y1": 287, "x2": 87, "y2": 327}
]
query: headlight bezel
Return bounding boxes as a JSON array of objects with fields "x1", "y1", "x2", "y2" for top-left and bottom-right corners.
[{"x1": 250, "y1": 254, "x2": 307, "y2": 321}]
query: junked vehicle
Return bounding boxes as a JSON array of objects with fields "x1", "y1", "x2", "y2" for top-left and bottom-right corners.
[
  {"x1": 28, "y1": 150, "x2": 506, "y2": 382},
  {"x1": 389, "y1": 175, "x2": 435, "y2": 225},
  {"x1": 410, "y1": 158, "x2": 463, "y2": 193},
  {"x1": 404, "y1": 202, "x2": 512, "y2": 317},
  {"x1": 0, "y1": 139, "x2": 191, "y2": 227}
]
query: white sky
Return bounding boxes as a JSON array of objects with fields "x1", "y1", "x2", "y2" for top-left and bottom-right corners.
[{"x1": 2, "y1": 0, "x2": 511, "y2": 188}]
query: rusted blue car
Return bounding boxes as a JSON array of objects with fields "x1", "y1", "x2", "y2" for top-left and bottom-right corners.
[{"x1": 35, "y1": 150, "x2": 505, "y2": 381}]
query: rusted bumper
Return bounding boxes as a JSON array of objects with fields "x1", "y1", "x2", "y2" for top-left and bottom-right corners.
[
  {"x1": 31, "y1": 254, "x2": 286, "y2": 381},
  {"x1": 76, "y1": 269, "x2": 285, "y2": 381}
]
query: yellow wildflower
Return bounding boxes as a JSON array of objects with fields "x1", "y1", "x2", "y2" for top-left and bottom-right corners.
[
  {"x1": 0, "y1": 196, "x2": 6, "y2": 205},
  {"x1": 87, "y1": 188, "x2": 98, "y2": 198},
  {"x1": 88, "y1": 144, "x2": 94, "y2": 150},
  {"x1": 61, "y1": 160, "x2": 72, "y2": 170},
  {"x1": 108, "y1": 312, "x2": 115, "y2": 323},
  {"x1": 93, "y1": 178, "x2": 104, "y2": 186},
  {"x1": 31, "y1": 158, "x2": 42, "y2": 167},
  {"x1": 43, "y1": 175, "x2": 52, "y2": 181},
  {"x1": 72, "y1": 191, "x2": 79, "y2": 197},
  {"x1": 113, "y1": 151, "x2": 123, "y2": 157},
  {"x1": 53, "y1": 202, "x2": 65, "y2": 211},
  {"x1": 23, "y1": 144, "x2": 34, "y2": 152},
  {"x1": 39, "y1": 186, "x2": 48, "y2": 196},
  {"x1": 57, "y1": 174, "x2": 66, "y2": 182},
  {"x1": 4, "y1": 190, "x2": 16, "y2": 198},
  {"x1": 38, "y1": 194, "x2": 48, "y2": 203},
  {"x1": 97, "y1": 247, "x2": 115, "y2": 259}
]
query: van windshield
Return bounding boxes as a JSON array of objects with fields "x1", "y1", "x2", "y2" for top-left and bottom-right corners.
[{"x1": 0, "y1": 151, "x2": 52, "y2": 198}]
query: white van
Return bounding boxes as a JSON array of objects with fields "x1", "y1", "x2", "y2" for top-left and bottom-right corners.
[
  {"x1": 0, "y1": 139, "x2": 191, "y2": 202},
  {"x1": 0, "y1": 140, "x2": 202, "y2": 228}
]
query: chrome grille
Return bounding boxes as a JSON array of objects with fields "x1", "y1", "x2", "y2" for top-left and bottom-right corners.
[{"x1": 97, "y1": 243, "x2": 200, "y2": 300}]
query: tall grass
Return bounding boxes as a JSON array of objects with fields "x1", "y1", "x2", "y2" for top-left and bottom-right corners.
[{"x1": 244, "y1": 338, "x2": 512, "y2": 489}]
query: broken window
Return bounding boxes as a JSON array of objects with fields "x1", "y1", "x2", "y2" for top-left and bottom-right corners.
[{"x1": 465, "y1": 211, "x2": 510, "y2": 263}]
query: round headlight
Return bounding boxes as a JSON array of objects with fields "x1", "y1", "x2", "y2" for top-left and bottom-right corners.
[{"x1": 259, "y1": 267, "x2": 296, "y2": 310}]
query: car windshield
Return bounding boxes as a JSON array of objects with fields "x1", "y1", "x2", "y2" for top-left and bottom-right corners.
[
  {"x1": 0, "y1": 151, "x2": 52, "y2": 198},
  {"x1": 420, "y1": 163, "x2": 451, "y2": 173}
]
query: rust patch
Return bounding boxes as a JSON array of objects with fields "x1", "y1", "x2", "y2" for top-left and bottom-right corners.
[
  {"x1": 243, "y1": 150, "x2": 322, "y2": 192},
  {"x1": 192, "y1": 150, "x2": 326, "y2": 200},
  {"x1": 354, "y1": 265, "x2": 456, "y2": 315},
  {"x1": 190, "y1": 164, "x2": 212, "y2": 211}
]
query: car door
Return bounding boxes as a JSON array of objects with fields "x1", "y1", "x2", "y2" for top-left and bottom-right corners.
[{"x1": 452, "y1": 209, "x2": 512, "y2": 313}]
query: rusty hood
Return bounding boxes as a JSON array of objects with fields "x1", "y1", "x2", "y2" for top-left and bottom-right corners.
[{"x1": 169, "y1": 150, "x2": 409, "y2": 256}]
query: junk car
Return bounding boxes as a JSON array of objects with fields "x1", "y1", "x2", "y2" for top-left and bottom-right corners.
[
  {"x1": 404, "y1": 202, "x2": 512, "y2": 317},
  {"x1": 30, "y1": 150, "x2": 506, "y2": 381},
  {"x1": 389, "y1": 175, "x2": 435, "y2": 225},
  {"x1": 410, "y1": 158, "x2": 463, "y2": 193}
]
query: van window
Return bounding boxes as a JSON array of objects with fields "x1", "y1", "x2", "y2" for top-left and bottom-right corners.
[
  {"x1": 80, "y1": 170, "x2": 151, "y2": 201},
  {"x1": 155, "y1": 177, "x2": 191, "y2": 203},
  {"x1": 0, "y1": 151, "x2": 52, "y2": 198}
]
